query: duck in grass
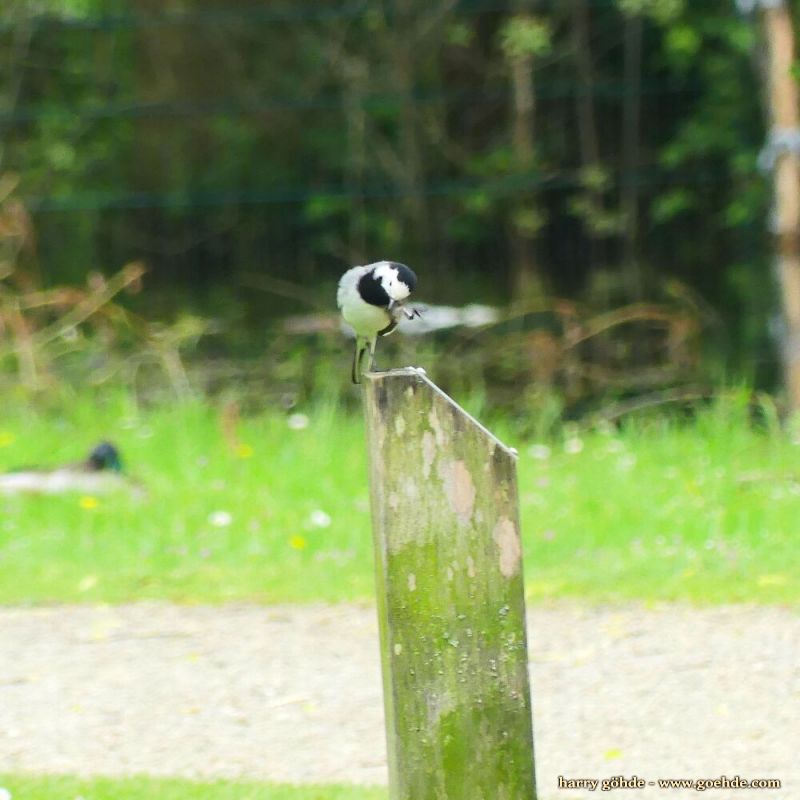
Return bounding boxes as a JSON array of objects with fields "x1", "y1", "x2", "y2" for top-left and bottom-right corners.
[{"x1": 0, "y1": 441, "x2": 130, "y2": 494}]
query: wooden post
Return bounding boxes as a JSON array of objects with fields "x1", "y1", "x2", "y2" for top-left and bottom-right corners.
[
  {"x1": 751, "y1": 0, "x2": 800, "y2": 413},
  {"x1": 363, "y1": 368, "x2": 537, "y2": 800}
]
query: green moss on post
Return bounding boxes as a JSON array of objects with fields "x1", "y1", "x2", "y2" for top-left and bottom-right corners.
[{"x1": 364, "y1": 368, "x2": 537, "y2": 800}]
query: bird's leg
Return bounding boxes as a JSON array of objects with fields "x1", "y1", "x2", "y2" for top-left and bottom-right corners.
[
  {"x1": 351, "y1": 342, "x2": 360, "y2": 384},
  {"x1": 367, "y1": 335, "x2": 378, "y2": 371},
  {"x1": 352, "y1": 338, "x2": 368, "y2": 384}
]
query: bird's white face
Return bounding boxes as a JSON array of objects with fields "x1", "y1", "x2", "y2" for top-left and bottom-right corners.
[{"x1": 373, "y1": 262, "x2": 412, "y2": 302}]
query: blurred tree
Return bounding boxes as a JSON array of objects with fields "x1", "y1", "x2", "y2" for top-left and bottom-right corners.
[
  {"x1": 500, "y1": 11, "x2": 551, "y2": 303},
  {"x1": 743, "y1": 0, "x2": 800, "y2": 413}
]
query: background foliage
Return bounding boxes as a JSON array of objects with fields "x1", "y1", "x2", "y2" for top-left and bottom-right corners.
[{"x1": 0, "y1": 0, "x2": 783, "y2": 409}]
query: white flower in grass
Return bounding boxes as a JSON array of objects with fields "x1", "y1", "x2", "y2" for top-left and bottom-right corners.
[
  {"x1": 354, "y1": 496, "x2": 370, "y2": 513},
  {"x1": 287, "y1": 413, "x2": 310, "y2": 430},
  {"x1": 564, "y1": 437, "x2": 584, "y2": 455},
  {"x1": 309, "y1": 509, "x2": 332, "y2": 528},
  {"x1": 595, "y1": 420, "x2": 615, "y2": 437},
  {"x1": 527, "y1": 444, "x2": 551, "y2": 461},
  {"x1": 0, "y1": 788, "x2": 11, "y2": 800},
  {"x1": 208, "y1": 510, "x2": 233, "y2": 528}
]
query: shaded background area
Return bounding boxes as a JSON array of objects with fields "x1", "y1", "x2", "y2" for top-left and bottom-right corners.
[{"x1": 0, "y1": 0, "x2": 778, "y2": 418}]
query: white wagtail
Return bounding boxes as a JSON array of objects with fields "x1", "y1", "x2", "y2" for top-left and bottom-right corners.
[{"x1": 337, "y1": 260, "x2": 420, "y2": 383}]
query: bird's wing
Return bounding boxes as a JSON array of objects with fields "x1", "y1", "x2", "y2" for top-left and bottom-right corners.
[{"x1": 336, "y1": 266, "x2": 368, "y2": 310}]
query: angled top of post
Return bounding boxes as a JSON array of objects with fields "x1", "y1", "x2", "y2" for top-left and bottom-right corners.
[{"x1": 363, "y1": 368, "x2": 518, "y2": 460}]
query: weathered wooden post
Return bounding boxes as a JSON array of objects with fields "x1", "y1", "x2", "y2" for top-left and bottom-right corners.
[{"x1": 363, "y1": 368, "x2": 537, "y2": 800}]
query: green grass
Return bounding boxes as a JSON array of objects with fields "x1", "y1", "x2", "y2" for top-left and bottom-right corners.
[
  {"x1": 0, "y1": 391, "x2": 797, "y2": 605},
  {"x1": 0, "y1": 774, "x2": 386, "y2": 800}
]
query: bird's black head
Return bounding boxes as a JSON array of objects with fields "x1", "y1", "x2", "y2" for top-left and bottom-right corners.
[
  {"x1": 391, "y1": 262, "x2": 417, "y2": 293},
  {"x1": 86, "y1": 441, "x2": 123, "y2": 472},
  {"x1": 359, "y1": 261, "x2": 417, "y2": 308}
]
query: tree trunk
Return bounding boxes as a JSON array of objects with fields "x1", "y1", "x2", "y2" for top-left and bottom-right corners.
[
  {"x1": 344, "y1": 58, "x2": 368, "y2": 263},
  {"x1": 572, "y1": 0, "x2": 600, "y2": 167},
  {"x1": 571, "y1": 0, "x2": 604, "y2": 269},
  {"x1": 509, "y1": 47, "x2": 544, "y2": 304},
  {"x1": 390, "y1": 0, "x2": 430, "y2": 266},
  {"x1": 621, "y1": 13, "x2": 644, "y2": 301},
  {"x1": 760, "y1": 3, "x2": 800, "y2": 414}
]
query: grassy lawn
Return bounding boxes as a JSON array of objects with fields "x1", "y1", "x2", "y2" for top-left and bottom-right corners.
[
  {"x1": 0, "y1": 391, "x2": 797, "y2": 605},
  {"x1": 0, "y1": 775, "x2": 386, "y2": 800}
]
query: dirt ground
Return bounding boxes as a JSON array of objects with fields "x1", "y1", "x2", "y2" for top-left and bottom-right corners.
[{"x1": 0, "y1": 602, "x2": 797, "y2": 799}]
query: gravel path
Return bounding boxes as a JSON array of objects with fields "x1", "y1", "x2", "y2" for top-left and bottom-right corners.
[{"x1": 0, "y1": 603, "x2": 798, "y2": 799}]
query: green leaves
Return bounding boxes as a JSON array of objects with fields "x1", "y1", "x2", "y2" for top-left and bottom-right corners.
[
  {"x1": 499, "y1": 15, "x2": 552, "y2": 61},
  {"x1": 665, "y1": 24, "x2": 702, "y2": 65},
  {"x1": 651, "y1": 188, "x2": 694, "y2": 224},
  {"x1": 617, "y1": 0, "x2": 685, "y2": 23}
]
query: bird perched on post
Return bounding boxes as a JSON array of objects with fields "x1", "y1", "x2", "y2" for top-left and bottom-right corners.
[{"x1": 337, "y1": 260, "x2": 420, "y2": 383}]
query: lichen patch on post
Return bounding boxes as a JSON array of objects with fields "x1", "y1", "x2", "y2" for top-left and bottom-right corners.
[
  {"x1": 373, "y1": 416, "x2": 386, "y2": 453},
  {"x1": 425, "y1": 690, "x2": 456, "y2": 727},
  {"x1": 422, "y1": 430, "x2": 437, "y2": 479},
  {"x1": 438, "y1": 459, "x2": 476, "y2": 525},
  {"x1": 394, "y1": 415, "x2": 406, "y2": 436},
  {"x1": 493, "y1": 518, "x2": 522, "y2": 578},
  {"x1": 428, "y1": 407, "x2": 445, "y2": 446},
  {"x1": 402, "y1": 477, "x2": 419, "y2": 501}
]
